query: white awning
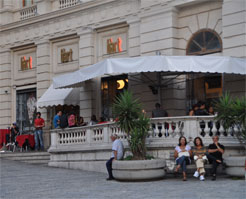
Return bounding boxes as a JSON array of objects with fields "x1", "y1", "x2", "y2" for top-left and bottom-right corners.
[
  {"x1": 53, "y1": 56, "x2": 246, "y2": 88},
  {"x1": 37, "y1": 84, "x2": 80, "y2": 108}
]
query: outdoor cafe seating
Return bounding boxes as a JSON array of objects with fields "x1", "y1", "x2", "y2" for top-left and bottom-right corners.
[{"x1": 0, "y1": 129, "x2": 35, "y2": 152}]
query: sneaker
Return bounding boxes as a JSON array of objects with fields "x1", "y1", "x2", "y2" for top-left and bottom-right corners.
[
  {"x1": 200, "y1": 175, "x2": 205, "y2": 181},
  {"x1": 193, "y1": 171, "x2": 199, "y2": 178}
]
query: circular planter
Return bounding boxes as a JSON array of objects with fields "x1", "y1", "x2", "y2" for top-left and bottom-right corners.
[
  {"x1": 224, "y1": 156, "x2": 246, "y2": 177},
  {"x1": 112, "y1": 159, "x2": 166, "y2": 181}
]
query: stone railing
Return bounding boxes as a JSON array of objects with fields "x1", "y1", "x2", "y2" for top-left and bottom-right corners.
[
  {"x1": 59, "y1": 0, "x2": 80, "y2": 9},
  {"x1": 20, "y1": 5, "x2": 37, "y2": 20},
  {"x1": 49, "y1": 116, "x2": 241, "y2": 152}
]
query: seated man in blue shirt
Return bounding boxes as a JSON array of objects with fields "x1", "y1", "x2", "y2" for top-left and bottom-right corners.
[{"x1": 53, "y1": 111, "x2": 62, "y2": 128}]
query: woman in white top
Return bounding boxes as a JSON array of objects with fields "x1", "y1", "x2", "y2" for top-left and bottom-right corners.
[{"x1": 174, "y1": 136, "x2": 192, "y2": 181}]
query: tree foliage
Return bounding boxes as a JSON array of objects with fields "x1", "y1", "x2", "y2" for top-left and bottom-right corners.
[
  {"x1": 214, "y1": 93, "x2": 246, "y2": 145},
  {"x1": 113, "y1": 90, "x2": 150, "y2": 160}
]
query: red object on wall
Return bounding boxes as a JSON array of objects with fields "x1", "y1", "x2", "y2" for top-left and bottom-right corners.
[
  {"x1": 16, "y1": 134, "x2": 35, "y2": 148},
  {"x1": 0, "y1": 129, "x2": 10, "y2": 148}
]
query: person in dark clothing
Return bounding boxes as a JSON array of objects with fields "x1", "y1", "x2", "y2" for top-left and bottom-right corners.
[
  {"x1": 152, "y1": 103, "x2": 168, "y2": 137},
  {"x1": 195, "y1": 101, "x2": 209, "y2": 116},
  {"x1": 206, "y1": 136, "x2": 225, "y2": 181},
  {"x1": 152, "y1": 103, "x2": 168, "y2": 118},
  {"x1": 6, "y1": 123, "x2": 19, "y2": 144},
  {"x1": 60, "y1": 112, "x2": 68, "y2": 128}
]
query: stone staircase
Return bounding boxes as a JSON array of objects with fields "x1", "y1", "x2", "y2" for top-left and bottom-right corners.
[{"x1": 0, "y1": 151, "x2": 50, "y2": 165}]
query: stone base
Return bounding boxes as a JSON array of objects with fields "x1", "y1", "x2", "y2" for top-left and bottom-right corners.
[
  {"x1": 48, "y1": 160, "x2": 107, "y2": 173},
  {"x1": 224, "y1": 156, "x2": 246, "y2": 177},
  {"x1": 112, "y1": 159, "x2": 166, "y2": 181}
]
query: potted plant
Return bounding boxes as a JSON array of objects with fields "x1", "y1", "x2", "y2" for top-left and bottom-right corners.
[
  {"x1": 111, "y1": 90, "x2": 166, "y2": 181},
  {"x1": 214, "y1": 93, "x2": 246, "y2": 178}
]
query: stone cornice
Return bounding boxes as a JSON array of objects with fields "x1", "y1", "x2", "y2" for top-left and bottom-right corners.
[{"x1": 0, "y1": 0, "x2": 117, "y2": 32}]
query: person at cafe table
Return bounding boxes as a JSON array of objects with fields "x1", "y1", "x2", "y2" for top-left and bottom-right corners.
[
  {"x1": 34, "y1": 112, "x2": 45, "y2": 151},
  {"x1": 6, "y1": 122, "x2": 19, "y2": 146}
]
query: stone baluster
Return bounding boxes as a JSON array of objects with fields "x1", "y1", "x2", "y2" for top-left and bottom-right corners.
[
  {"x1": 234, "y1": 125, "x2": 239, "y2": 136},
  {"x1": 211, "y1": 121, "x2": 217, "y2": 136},
  {"x1": 219, "y1": 124, "x2": 225, "y2": 136},
  {"x1": 160, "y1": 122, "x2": 165, "y2": 137},
  {"x1": 228, "y1": 127, "x2": 233, "y2": 137},
  {"x1": 204, "y1": 120, "x2": 210, "y2": 137},
  {"x1": 164, "y1": 121, "x2": 169, "y2": 137},
  {"x1": 154, "y1": 122, "x2": 159, "y2": 137},
  {"x1": 174, "y1": 121, "x2": 180, "y2": 137}
]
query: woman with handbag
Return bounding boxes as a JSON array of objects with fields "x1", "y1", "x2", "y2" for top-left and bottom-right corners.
[
  {"x1": 174, "y1": 136, "x2": 192, "y2": 181},
  {"x1": 192, "y1": 137, "x2": 207, "y2": 181}
]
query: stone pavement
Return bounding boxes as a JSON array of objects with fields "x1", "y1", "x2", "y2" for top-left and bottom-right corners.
[{"x1": 0, "y1": 159, "x2": 245, "y2": 199}]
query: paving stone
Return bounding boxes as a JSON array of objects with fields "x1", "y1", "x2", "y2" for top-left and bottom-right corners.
[{"x1": 0, "y1": 159, "x2": 245, "y2": 199}]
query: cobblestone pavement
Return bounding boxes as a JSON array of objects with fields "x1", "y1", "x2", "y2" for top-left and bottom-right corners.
[{"x1": 0, "y1": 159, "x2": 245, "y2": 199}]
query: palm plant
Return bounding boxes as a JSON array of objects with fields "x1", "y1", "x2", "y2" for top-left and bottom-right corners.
[
  {"x1": 214, "y1": 93, "x2": 246, "y2": 145},
  {"x1": 113, "y1": 90, "x2": 150, "y2": 160}
]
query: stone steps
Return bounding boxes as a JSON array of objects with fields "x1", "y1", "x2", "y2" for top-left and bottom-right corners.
[{"x1": 0, "y1": 151, "x2": 50, "y2": 165}]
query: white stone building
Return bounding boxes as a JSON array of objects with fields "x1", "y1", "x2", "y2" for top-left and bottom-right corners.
[{"x1": 0, "y1": 0, "x2": 245, "y2": 149}]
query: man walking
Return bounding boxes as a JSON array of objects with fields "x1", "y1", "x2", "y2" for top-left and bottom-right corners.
[
  {"x1": 106, "y1": 134, "x2": 124, "y2": 180},
  {"x1": 34, "y1": 112, "x2": 45, "y2": 151},
  {"x1": 207, "y1": 135, "x2": 225, "y2": 180}
]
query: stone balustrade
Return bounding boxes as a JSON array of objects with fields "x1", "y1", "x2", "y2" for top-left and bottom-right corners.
[
  {"x1": 49, "y1": 116, "x2": 241, "y2": 152},
  {"x1": 20, "y1": 5, "x2": 37, "y2": 20},
  {"x1": 59, "y1": 0, "x2": 80, "y2": 9}
]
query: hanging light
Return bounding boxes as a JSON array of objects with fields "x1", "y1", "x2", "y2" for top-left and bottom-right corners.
[{"x1": 117, "y1": 80, "x2": 125, "y2": 89}]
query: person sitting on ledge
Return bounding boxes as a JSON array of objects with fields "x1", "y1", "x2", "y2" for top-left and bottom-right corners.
[
  {"x1": 174, "y1": 136, "x2": 192, "y2": 181},
  {"x1": 206, "y1": 135, "x2": 225, "y2": 181},
  {"x1": 106, "y1": 134, "x2": 124, "y2": 181},
  {"x1": 192, "y1": 137, "x2": 207, "y2": 181}
]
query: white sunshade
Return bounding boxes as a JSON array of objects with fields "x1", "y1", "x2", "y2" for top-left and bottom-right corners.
[
  {"x1": 37, "y1": 84, "x2": 80, "y2": 108},
  {"x1": 53, "y1": 56, "x2": 246, "y2": 89}
]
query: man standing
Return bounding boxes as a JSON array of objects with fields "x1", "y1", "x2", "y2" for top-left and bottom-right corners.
[
  {"x1": 34, "y1": 112, "x2": 45, "y2": 151},
  {"x1": 106, "y1": 134, "x2": 124, "y2": 180},
  {"x1": 152, "y1": 103, "x2": 168, "y2": 137},
  {"x1": 60, "y1": 112, "x2": 68, "y2": 129},
  {"x1": 207, "y1": 135, "x2": 225, "y2": 180},
  {"x1": 53, "y1": 111, "x2": 62, "y2": 128},
  {"x1": 152, "y1": 103, "x2": 168, "y2": 118}
]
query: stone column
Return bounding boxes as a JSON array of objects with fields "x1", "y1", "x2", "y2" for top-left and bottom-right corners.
[
  {"x1": 0, "y1": 48, "x2": 12, "y2": 128},
  {"x1": 222, "y1": 0, "x2": 246, "y2": 98},
  {"x1": 35, "y1": 39, "x2": 51, "y2": 148},
  {"x1": 77, "y1": 28, "x2": 95, "y2": 122}
]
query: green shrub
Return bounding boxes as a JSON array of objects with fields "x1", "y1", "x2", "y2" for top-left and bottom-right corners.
[{"x1": 113, "y1": 90, "x2": 150, "y2": 160}]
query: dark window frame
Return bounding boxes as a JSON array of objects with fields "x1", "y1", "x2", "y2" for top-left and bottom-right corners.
[{"x1": 186, "y1": 29, "x2": 222, "y2": 55}]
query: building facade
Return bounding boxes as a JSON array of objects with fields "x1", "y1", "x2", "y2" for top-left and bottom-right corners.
[{"x1": 0, "y1": 0, "x2": 245, "y2": 148}]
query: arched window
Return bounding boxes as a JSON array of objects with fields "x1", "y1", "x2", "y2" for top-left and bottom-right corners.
[{"x1": 186, "y1": 29, "x2": 222, "y2": 55}]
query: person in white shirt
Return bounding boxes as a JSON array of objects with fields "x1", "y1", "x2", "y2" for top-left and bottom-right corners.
[{"x1": 106, "y1": 134, "x2": 124, "y2": 180}]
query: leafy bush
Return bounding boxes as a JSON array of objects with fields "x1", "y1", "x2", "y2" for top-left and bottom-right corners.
[
  {"x1": 214, "y1": 93, "x2": 246, "y2": 145},
  {"x1": 113, "y1": 90, "x2": 150, "y2": 160}
]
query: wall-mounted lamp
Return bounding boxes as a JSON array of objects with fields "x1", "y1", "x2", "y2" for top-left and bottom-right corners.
[{"x1": 5, "y1": 90, "x2": 8, "y2": 94}]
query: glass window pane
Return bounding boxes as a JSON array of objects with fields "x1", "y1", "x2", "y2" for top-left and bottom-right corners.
[
  {"x1": 207, "y1": 37, "x2": 221, "y2": 50},
  {"x1": 16, "y1": 89, "x2": 36, "y2": 134},
  {"x1": 188, "y1": 40, "x2": 201, "y2": 53},
  {"x1": 193, "y1": 32, "x2": 205, "y2": 48}
]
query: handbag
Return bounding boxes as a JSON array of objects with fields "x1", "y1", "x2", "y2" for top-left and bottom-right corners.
[{"x1": 178, "y1": 151, "x2": 190, "y2": 158}]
